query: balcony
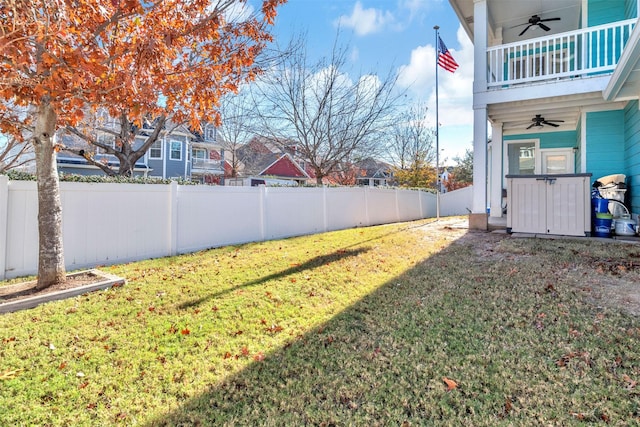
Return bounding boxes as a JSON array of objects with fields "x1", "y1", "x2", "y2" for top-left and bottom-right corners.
[
  {"x1": 487, "y1": 19, "x2": 636, "y2": 88},
  {"x1": 192, "y1": 158, "x2": 223, "y2": 175}
]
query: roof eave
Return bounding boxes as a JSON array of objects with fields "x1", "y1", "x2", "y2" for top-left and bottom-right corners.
[{"x1": 603, "y1": 18, "x2": 640, "y2": 101}]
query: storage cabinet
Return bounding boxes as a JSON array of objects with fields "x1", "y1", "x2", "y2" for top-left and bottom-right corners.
[{"x1": 506, "y1": 174, "x2": 592, "y2": 236}]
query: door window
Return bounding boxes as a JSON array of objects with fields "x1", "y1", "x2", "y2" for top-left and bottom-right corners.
[
  {"x1": 541, "y1": 149, "x2": 574, "y2": 174},
  {"x1": 507, "y1": 142, "x2": 536, "y2": 175}
]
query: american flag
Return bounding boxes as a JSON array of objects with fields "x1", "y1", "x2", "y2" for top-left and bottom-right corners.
[{"x1": 437, "y1": 36, "x2": 459, "y2": 73}]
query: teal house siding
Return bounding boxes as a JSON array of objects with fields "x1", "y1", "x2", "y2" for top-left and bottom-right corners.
[
  {"x1": 624, "y1": 100, "x2": 640, "y2": 213},
  {"x1": 587, "y1": 0, "x2": 626, "y2": 26},
  {"x1": 625, "y1": 0, "x2": 638, "y2": 19},
  {"x1": 586, "y1": 110, "x2": 625, "y2": 184},
  {"x1": 504, "y1": 130, "x2": 577, "y2": 149},
  {"x1": 504, "y1": 130, "x2": 578, "y2": 173},
  {"x1": 587, "y1": 0, "x2": 629, "y2": 69}
]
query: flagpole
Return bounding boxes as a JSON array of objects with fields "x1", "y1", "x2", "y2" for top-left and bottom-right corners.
[{"x1": 434, "y1": 25, "x2": 440, "y2": 220}]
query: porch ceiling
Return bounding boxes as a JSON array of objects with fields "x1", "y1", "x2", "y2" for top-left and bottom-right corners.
[
  {"x1": 489, "y1": 93, "x2": 622, "y2": 134},
  {"x1": 450, "y1": 0, "x2": 581, "y2": 44}
]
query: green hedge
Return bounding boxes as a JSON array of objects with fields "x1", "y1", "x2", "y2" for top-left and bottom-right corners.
[{"x1": 2, "y1": 170, "x2": 198, "y2": 185}]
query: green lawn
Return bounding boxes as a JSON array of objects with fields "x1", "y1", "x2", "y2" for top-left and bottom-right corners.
[{"x1": 1, "y1": 218, "x2": 639, "y2": 426}]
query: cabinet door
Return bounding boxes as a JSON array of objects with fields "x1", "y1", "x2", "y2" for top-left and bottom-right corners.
[
  {"x1": 507, "y1": 178, "x2": 547, "y2": 234},
  {"x1": 545, "y1": 176, "x2": 589, "y2": 236}
]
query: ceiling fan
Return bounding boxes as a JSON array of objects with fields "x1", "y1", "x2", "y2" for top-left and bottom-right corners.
[
  {"x1": 514, "y1": 14, "x2": 561, "y2": 36},
  {"x1": 527, "y1": 114, "x2": 564, "y2": 129}
]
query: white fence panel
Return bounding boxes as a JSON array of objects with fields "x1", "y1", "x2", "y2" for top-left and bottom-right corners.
[
  {"x1": 421, "y1": 191, "x2": 437, "y2": 218},
  {"x1": 0, "y1": 180, "x2": 477, "y2": 280},
  {"x1": 397, "y1": 189, "x2": 423, "y2": 221},
  {"x1": 263, "y1": 187, "x2": 325, "y2": 239},
  {"x1": 61, "y1": 183, "x2": 171, "y2": 270},
  {"x1": 366, "y1": 188, "x2": 399, "y2": 225},
  {"x1": 5, "y1": 180, "x2": 39, "y2": 278},
  {"x1": 176, "y1": 185, "x2": 263, "y2": 253},
  {"x1": 440, "y1": 186, "x2": 473, "y2": 217},
  {"x1": 325, "y1": 187, "x2": 368, "y2": 229}
]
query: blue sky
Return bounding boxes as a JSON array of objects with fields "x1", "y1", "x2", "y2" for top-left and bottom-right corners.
[{"x1": 264, "y1": 0, "x2": 474, "y2": 163}]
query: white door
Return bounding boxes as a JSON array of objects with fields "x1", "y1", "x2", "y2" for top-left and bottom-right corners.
[{"x1": 541, "y1": 149, "x2": 574, "y2": 174}]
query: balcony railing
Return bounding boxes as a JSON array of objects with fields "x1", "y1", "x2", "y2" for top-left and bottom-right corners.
[
  {"x1": 192, "y1": 158, "x2": 223, "y2": 174},
  {"x1": 487, "y1": 19, "x2": 636, "y2": 88}
]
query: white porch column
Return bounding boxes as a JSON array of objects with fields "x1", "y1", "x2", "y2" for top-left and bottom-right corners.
[
  {"x1": 470, "y1": 0, "x2": 489, "y2": 230},
  {"x1": 471, "y1": 107, "x2": 488, "y2": 213},
  {"x1": 490, "y1": 122, "x2": 503, "y2": 217},
  {"x1": 473, "y1": 0, "x2": 488, "y2": 93}
]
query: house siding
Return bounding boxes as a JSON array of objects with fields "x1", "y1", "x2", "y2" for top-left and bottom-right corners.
[
  {"x1": 625, "y1": 0, "x2": 638, "y2": 19},
  {"x1": 624, "y1": 100, "x2": 640, "y2": 214},
  {"x1": 164, "y1": 135, "x2": 189, "y2": 179},
  {"x1": 586, "y1": 110, "x2": 626, "y2": 184},
  {"x1": 587, "y1": 0, "x2": 627, "y2": 26},
  {"x1": 504, "y1": 130, "x2": 577, "y2": 149}
]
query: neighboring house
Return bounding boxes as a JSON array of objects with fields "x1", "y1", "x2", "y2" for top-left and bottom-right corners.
[
  {"x1": 353, "y1": 158, "x2": 395, "y2": 187},
  {"x1": 57, "y1": 114, "x2": 216, "y2": 181},
  {"x1": 230, "y1": 137, "x2": 314, "y2": 186},
  {"x1": 450, "y1": 0, "x2": 640, "y2": 229},
  {"x1": 190, "y1": 123, "x2": 233, "y2": 184},
  {"x1": 439, "y1": 166, "x2": 454, "y2": 193}
]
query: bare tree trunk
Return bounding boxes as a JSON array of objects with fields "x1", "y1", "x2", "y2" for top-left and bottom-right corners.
[{"x1": 33, "y1": 101, "x2": 66, "y2": 289}]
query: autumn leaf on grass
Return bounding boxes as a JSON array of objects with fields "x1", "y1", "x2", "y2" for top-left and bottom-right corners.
[
  {"x1": 181, "y1": 327, "x2": 190, "y2": 335},
  {"x1": 266, "y1": 324, "x2": 283, "y2": 334},
  {"x1": 623, "y1": 375, "x2": 637, "y2": 390},
  {"x1": 442, "y1": 377, "x2": 458, "y2": 391},
  {"x1": 253, "y1": 352, "x2": 265, "y2": 361}
]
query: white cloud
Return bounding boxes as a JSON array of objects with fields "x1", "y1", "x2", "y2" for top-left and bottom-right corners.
[
  {"x1": 398, "y1": 0, "x2": 433, "y2": 19},
  {"x1": 397, "y1": 25, "x2": 474, "y2": 128},
  {"x1": 334, "y1": 1, "x2": 395, "y2": 36}
]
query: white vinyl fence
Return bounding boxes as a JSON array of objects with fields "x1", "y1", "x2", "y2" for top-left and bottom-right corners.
[{"x1": 0, "y1": 176, "x2": 472, "y2": 280}]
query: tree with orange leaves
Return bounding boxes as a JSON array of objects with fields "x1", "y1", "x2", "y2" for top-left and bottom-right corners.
[{"x1": 0, "y1": 0, "x2": 285, "y2": 289}]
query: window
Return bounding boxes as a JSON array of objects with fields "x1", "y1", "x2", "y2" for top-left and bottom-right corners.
[
  {"x1": 541, "y1": 149, "x2": 574, "y2": 174},
  {"x1": 149, "y1": 140, "x2": 162, "y2": 159},
  {"x1": 205, "y1": 126, "x2": 215, "y2": 141},
  {"x1": 96, "y1": 133, "x2": 115, "y2": 154},
  {"x1": 510, "y1": 49, "x2": 567, "y2": 80},
  {"x1": 170, "y1": 140, "x2": 182, "y2": 161},
  {"x1": 192, "y1": 148, "x2": 206, "y2": 160},
  {"x1": 507, "y1": 142, "x2": 537, "y2": 175}
]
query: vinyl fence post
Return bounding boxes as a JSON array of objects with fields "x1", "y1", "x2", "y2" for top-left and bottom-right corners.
[
  {"x1": 364, "y1": 186, "x2": 370, "y2": 226},
  {"x1": 0, "y1": 175, "x2": 7, "y2": 280},
  {"x1": 323, "y1": 185, "x2": 328, "y2": 232},
  {"x1": 259, "y1": 185, "x2": 266, "y2": 241},
  {"x1": 169, "y1": 181, "x2": 178, "y2": 256},
  {"x1": 418, "y1": 189, "x2": 424, "y2": 219},
  {"x1": 395, "y1": 188, "x2": 400, "y2": 222}
]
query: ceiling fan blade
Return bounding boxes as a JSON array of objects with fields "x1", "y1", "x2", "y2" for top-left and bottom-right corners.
[
  {"x1": 519, "y1": 25, "x2": 532, "y2": 36},
  {"x1": 526, "y1": 123, "x2": 536, "y2": 129},
  {"x1": 546, "y1": 119, "x2": 565, "y2": 123},
  {"x1": 538, "y1": 23, "x2": 551, "y2": 31},
  {"x1": 543, "y1": 121, "x2": 560, "y2": 127},
  {"x1": 539, "y1": 17, "x2": 561, "y2": 23}
]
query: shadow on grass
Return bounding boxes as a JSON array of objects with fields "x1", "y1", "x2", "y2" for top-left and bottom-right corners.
[
  {"x1": 146, "y1": 231, "x2": 640, "y2": 425},
  {"x1": 146, "y1": 233, "x2": 503, "y2": 426},
  {"x1": 177, "y1": 247, "x2": 371, "y2": 310},
  {"x1": 176, "y1": 220, "x2": 440, "y2": 311}
]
